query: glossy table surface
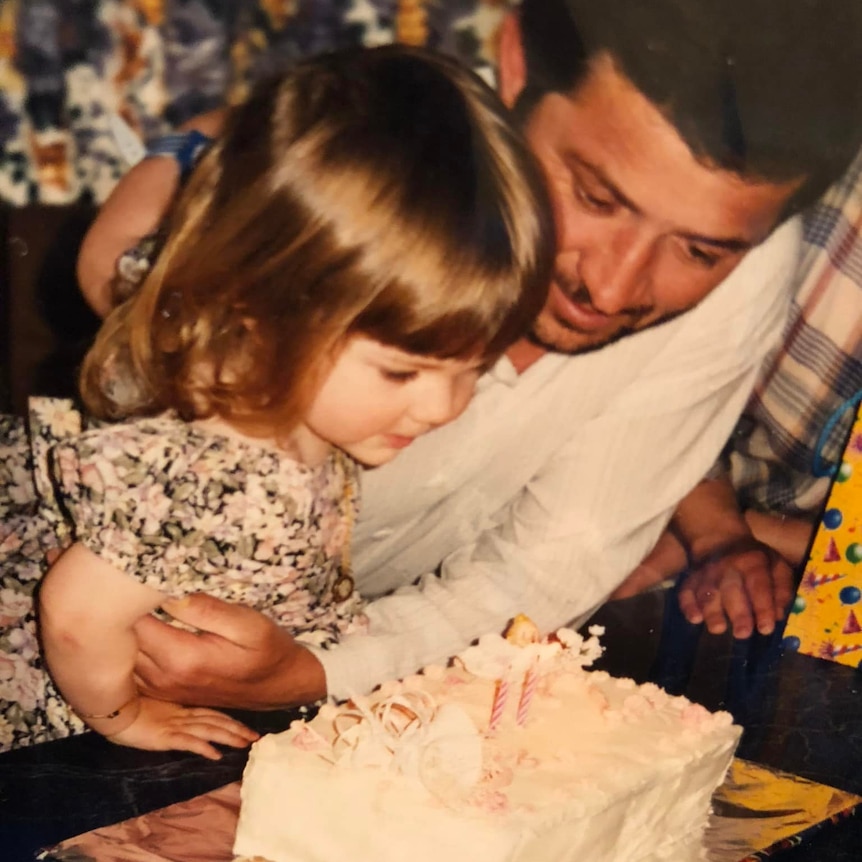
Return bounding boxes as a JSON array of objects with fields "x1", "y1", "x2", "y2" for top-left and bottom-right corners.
[{"x1": 2, "y1": 585, "x2": 861, "y2": 862}]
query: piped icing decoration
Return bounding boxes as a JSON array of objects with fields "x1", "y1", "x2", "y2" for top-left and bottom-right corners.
[
  {"x1": 308, "y1": 688, "x2": 484, "y2": 797},
  {"x1": 557, "y1": 624, "x2": 606, "y2": 668},
  {"x1": 458, "y1": 632, "x2": 524, "y2": 678}
]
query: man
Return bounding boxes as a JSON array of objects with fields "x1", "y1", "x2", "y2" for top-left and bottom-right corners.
[
  {"x1": 81, "y1": 0, "x2": 861, "y2": 707},
  {"x1": 614, "y1": 144, "x2": 862, "y2": 638}
]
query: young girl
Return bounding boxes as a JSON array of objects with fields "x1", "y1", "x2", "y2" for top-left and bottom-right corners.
[{"x1": 0, "y1": 45, "x2": 553, "y2": 758}]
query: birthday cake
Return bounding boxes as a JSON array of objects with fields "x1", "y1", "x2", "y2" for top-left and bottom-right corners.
[{"x1": 233, "y1": 620, "x2": 740, "y2": 862}]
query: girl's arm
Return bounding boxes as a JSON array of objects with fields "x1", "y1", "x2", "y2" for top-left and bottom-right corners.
[
  {"x1": 38, "y1": 543, "x2": 258, "y2": 759},
  {"x1": 77, "y1": 109, "x2": 227, "y2": 317},
  {"x1": 76, "y1": 157, "x2": 181, "y2": 317}
]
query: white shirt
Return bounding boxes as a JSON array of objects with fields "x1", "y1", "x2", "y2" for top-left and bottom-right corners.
[{"x1": 312, "y1": 217, "x2": 801, "y2": 699}]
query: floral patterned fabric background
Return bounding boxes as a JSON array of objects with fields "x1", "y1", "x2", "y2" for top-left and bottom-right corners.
[{"x1": 0, "y1": 0, "x2": 514, "y2": 206}]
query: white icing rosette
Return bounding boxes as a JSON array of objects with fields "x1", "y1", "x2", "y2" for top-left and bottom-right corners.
[
  {"x1": 323, "y1": 688, "x2": 483, "y2": 801},
  {"x1": 555, "y1": 625, "x2": 605, "y2": 668},
  {"x1": 457, "y1": 634, "x2": 521, "y2": 679}
]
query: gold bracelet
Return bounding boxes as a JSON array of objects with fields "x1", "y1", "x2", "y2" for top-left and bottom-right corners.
[{"x1": 75, "y1": 693, "x2": 139, "y2": 720}]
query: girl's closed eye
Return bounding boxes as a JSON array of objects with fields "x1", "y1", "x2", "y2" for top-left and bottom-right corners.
[{"x1": 380, "y1": 367, "x2": 419, "y2": 383}]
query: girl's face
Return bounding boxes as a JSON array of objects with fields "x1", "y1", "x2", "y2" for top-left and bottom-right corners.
[{"x1": 301, "y1": 335, "x2": 486, "y2": 467}]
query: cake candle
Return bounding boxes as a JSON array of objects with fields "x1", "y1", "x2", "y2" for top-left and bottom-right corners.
[
  {"x1": 516, "y1": 659, "x2": 538, "y2": 726},
  {"x1": 488, "y1": 674, "x2": 510, "y2": 734}
]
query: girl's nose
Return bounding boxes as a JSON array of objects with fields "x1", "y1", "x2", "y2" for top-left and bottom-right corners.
[{"x1": 411, "y1": 377, "x2": 470, "y2": 428}]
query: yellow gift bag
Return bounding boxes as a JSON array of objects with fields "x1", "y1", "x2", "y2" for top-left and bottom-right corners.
[{"x1": 783, "y1": 399, "x2": 862, "y2": 667}]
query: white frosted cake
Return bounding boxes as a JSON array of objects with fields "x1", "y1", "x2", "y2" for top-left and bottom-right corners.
[{"x1": 234, "y1": 621, "x2": 740, "y2": 862}]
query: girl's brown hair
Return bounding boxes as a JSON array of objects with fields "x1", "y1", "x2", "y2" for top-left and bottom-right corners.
[{"x1": 81, "y1": 45, "x2": 554, "y2": 437}]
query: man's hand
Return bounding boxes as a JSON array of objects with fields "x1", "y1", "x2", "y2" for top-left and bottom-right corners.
[
  {"x1": 648, "y1": 475, "x2": 804, "y2": 640},
  {"x1": 610, "y1": 530, "x2": 688, "y2": 599},
  {"x1": 133, "y1": 594, "x2": 327, "y2": 710},
  {"x1": 676, "y1": 536, "x2": 795, "y2": 638}
]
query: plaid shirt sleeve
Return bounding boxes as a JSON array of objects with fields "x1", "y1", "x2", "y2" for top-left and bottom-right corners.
[{"x1": 724, "y1": 146, "x2": 862, "y2": 517}]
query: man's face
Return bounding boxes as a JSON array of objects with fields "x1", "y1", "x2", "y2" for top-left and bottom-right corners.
[{"x1": 514, "y1": 54, "x2": 801, "y2": 355}]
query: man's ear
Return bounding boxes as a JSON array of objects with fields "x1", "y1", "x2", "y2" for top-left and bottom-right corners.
[{"x1": 497, "y1": 12, "x2": 527, "y2": 110}]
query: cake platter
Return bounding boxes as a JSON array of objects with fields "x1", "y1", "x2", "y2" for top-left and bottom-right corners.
[{"x1": 38, "y1": 758, "x2": 861, "y2": 862}]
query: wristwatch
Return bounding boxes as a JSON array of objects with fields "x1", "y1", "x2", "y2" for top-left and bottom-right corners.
[{"x1": 145, "y1": 129, "x2": 214, "y2": 179}]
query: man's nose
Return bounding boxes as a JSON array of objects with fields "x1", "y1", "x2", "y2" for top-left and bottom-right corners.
[{"x1": 573, "y1": 226, "x2": 655, "y2": 315}]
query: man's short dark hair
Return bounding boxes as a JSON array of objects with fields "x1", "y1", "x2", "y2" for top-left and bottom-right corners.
[{"x1": 518, "y1": 0, "x2": 862, "y2": 213}]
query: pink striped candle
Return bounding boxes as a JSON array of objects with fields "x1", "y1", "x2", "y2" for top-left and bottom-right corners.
[
  {"x1": 516, "y1": 660, "x2": 539, "y2": 727},
  {"x1": 488, "y1": 675, "x2": 509, "y2": 734}
]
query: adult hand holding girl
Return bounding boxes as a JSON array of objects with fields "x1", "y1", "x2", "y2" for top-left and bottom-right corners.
[{"x1": 133, "y1": 594, "x2": 326, "y2": 710}]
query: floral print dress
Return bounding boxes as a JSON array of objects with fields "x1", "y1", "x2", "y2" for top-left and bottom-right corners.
[{"x1": 0, "y1": 398, "x2": 365, "y2": 751}]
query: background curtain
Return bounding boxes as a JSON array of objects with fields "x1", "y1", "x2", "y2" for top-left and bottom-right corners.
[{"x1": 0, "y1": 0, "x2": 512, "y2": 206}]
